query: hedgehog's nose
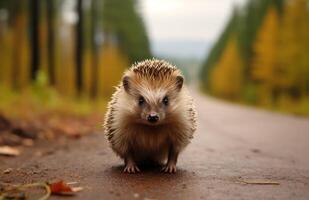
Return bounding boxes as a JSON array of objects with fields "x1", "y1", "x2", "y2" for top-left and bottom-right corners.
[{"x1": 147, "y1": 113, "x2": 159, "y2": 123}]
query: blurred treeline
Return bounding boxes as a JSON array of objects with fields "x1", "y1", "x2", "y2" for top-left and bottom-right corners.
[
  {"x1": 0, "y1": 0, "x2": 151, "y2": 99},
  {"x1": 200, "y1": 0, "x2": 309, "y2": 115}
]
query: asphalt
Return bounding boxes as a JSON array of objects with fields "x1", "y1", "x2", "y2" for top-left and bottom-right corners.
[{"x1": 1, "y1": 92, "x2": 309, "y2": 200}]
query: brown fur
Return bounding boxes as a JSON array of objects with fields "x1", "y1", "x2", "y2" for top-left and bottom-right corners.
[{"x1": 104, "y1": 59, "x2": 197, "y2": 172}]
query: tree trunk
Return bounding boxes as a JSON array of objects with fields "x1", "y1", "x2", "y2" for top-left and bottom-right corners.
[
  {"x1": 30, "y1": 0, "x2": 40, "y2": 81},
  {"x1": 91, "y1": 0, "x2": 98, "y2": 98},
  {"x1": 46, "y1": 0, "x2": 55, "y2": 85},
  {"x1": 76, "y1": 0, "x2": 83, "y2": 95},
  {"x1": 11, "y1": 14, "x2": 22, "y2": 89}
]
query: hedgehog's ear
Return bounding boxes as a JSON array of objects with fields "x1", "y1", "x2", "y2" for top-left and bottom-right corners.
[
  {"x1": 122, "y1": 76, "x2": 130, "y2": 93},
  {"x1": 176, "y1": 75, "x2": 184, "y2": 91}
]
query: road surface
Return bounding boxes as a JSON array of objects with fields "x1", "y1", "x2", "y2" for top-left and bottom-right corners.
[{"x1": 1, "y1": 92, "x2": 309, "y2": 199}]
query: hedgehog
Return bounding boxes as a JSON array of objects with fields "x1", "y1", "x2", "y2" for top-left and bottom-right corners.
[{"x1": 104, "y1": 59, "x2": 197, "y2": 173}]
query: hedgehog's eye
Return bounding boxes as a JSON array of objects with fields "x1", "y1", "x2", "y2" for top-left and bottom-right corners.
[
  {"x1": 138, "y1": 96, "x2": 145, "y2": 106},
  {"x1": 163, "y1": 96, "x2": 169, "y2": 106}
]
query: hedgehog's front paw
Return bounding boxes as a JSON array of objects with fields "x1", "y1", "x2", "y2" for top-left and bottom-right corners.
[
  {"x1": 161, "y1": 163, "x2": 177, "y2": 173},
  {"x1": 123, "y1": 163, "x2": 140, "y2": 173}
]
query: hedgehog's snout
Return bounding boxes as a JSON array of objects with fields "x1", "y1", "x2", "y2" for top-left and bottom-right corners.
[{"x1": 147, "y1": 113, "x2": 159, "y2": 123}]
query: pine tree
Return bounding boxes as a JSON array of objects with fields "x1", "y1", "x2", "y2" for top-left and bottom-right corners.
[
  {"x1": 102, "y1": 0, "x2": 151, "y2": 63},
  {"x1": 11, "y1": 0, "x2": 30, "y2": 90},
  {"x1": 210, "y1": 36, "x2": 243, "y2": 99},
  {"x1": 200, "y1": 8, "x2": 240, "y2": 90},
  {"x1": 97, "y1": 40, "x2": 128, "y2": 97},
  {"x1": 251, "y1": 6, "x2": 280, "y2": 105},
  {"x1": 279, "y1": 0, "x2": 309, "y2": 97},
  {"x1": 46, "y1": 0, "x2": 56, "y2": 86}
]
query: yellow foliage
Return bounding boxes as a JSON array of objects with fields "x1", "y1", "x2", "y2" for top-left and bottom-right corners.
[
  {"x1": 12, "y1": 13, "x2": 31, "y2": 89},
  {"x1": 19, "y1": 21, "x2": 31, "y2": 88},
  {"x1": 0, "y1": 29, "x2": 14, "y2": 87},
  {"x1": 251, "y1": 6, "x2": 280, "y2": 105},
  {"x1": 82, "y1": 50, "x2": 93, "y2": 96},
  {"x1": 54, "y1": 25, "x2": 76, "y2": 96},
  {"x1": 279, "y1": 0, "x2": 309, "y2": 95},
  {"x1": 97, "y1": 42, "x2": 128, "y2": 97},
  {"x1": 210, "y1": 36, "x2": 243, "y2": 99},
  {"x1": 252, "y1": 6, "x2": 280, "y2": 85}
]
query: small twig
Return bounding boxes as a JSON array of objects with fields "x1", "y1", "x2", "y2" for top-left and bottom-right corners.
[
  {"x1": 21, "y1": 182, "x2": 51, "y2": 200},
  {"x1": 0, "y1": 182, "x2": 51, "y2": 200},
  {"x1": 238, "y1": 179, "x2": 280, "y2": 185}
]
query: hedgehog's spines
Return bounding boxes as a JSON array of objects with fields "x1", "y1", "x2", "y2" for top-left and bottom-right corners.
[{"x1": 129, "y1": 59, "x2": 180, "y2": 82}]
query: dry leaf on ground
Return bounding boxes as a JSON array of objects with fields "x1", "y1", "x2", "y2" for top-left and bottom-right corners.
[
  {"x1": 49, "y1": 180, "x2": 83, "y2": 195},
  {"x1": 0, "y1": 181, "x2": 83, "y2": 200},
  {"x1": 0, "y1": 146, "x2": 20, "y2": 156},
  {"x1": 3, "y1": 168, "x2": 13, "y2": 174}
]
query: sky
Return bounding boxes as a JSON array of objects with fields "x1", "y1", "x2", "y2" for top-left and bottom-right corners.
[{"x1": 141, "y1": 0, "x2": 247, "y2": 59}]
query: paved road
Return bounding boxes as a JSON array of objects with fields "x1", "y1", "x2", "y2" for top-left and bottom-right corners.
[{"x1": 1, "y1": 92, "x2": 309, "y2": 199}]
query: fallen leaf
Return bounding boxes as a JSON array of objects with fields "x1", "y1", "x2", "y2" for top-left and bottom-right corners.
[
  {"x1": 49, "y1": 181, "x2": 73, "y2": 193},
  {"x1": 49, "y1": 181, "x2": 83, "y2": 195},
  {"x1": 0, "y1": 146, "x2": 20, "y2": 156},
  {"x1": 3, "y1": 168, "x2": 13, "y2": 174},
  {"x1": 238, "y1": 179, "x2": 280, "y2": 185}
]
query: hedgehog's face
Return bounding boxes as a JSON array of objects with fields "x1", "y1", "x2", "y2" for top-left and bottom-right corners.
[{"x1": 122, "y1": 74, "x2": 184, "y2": 126}]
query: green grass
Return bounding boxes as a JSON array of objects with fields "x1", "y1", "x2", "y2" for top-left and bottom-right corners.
[{"x1": 0, "y1": 84, "x2": 108, "y2": 120}]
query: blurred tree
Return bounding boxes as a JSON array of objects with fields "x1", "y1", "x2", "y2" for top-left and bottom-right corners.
[
  {"x1": 102, "y1": 0, "x2": 151, "y2": 63},
  {"x1": 237, "y1": 0, "x2": 283, "y2": 78},
  {"x1": 279, "y1": 0, "x2": 309, "y2": 97},
  {"x1": 46, "y1": 0, "x2": 56, "y2": 85},
  {"x1": 90, "y1": 0, "x2": 102, "y2": 98},
  {"x1": 0, "y1": 1, "x2": 14, "y2": 86},
  {"x1": 30, "y1": 0, "x2": 40, "y2": 81},
  {"x1": 200, "y1": 8, "x2": 240, "y2": 91},
  {"x1": 82, "y1": 0, "x2": 101, "y2": 98},
  {"x1": 0, "y1": 0, "x2": 152, "y2": 100},
  {"x1": 76, "y1": 0, "x2": 84, "y2": 95},
  {"x1": 11, "y1": 0, "x2": 30, "y2": 89},
  {"x1": 251, "y1": 6, "x2": 280, "y2": 106},
  {"x1": 210, "y1": 36, "x2": 243, "y2": 99},
  {"x1": 97, "y1": 41, "x2": 128, "y2": 97},
  {"x1": 82, "y1": 0, "x2": 94, "y2": 97},
  {"x1": 202, "y1": 0, "x2": 284, "y2": 92},
  {"x1": 38, "y1": 0, "x2": 49, "y2": 78}
]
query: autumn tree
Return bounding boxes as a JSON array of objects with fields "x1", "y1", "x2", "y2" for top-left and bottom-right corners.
[
  {"x1": 251, "y1": 6, "x2": 280, "y2": 105},
  {"x1": 97, "y1": 38, "x2": 128, "y2": 98},
  {"x1": 102, "y1": 0, "x2": 151, "y2": 63},
  {"x1": 30, "y1": 0, "x2": 40, "y2": 81},
  {"x1": 200, "y1": 8, "x2": 240, "y2": 90},
  {"x1": 210, "y1": 36, "x2": 243, "y2": 99},
  {"x1": 46, "y1": 0, "x2": 56, "y2": 85},
  {"x1": 201, "y1": 0, "x2": 284, "y2": 91},
  {"x1": 75, "y1": 0, "x2": 83, "y2": 95},
  {"x1": 11, "y1": 0, "x2": 30, "y2": 89},
  {"x1": 279, "y1": 0, "x2": 309, "y2": 97}
]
